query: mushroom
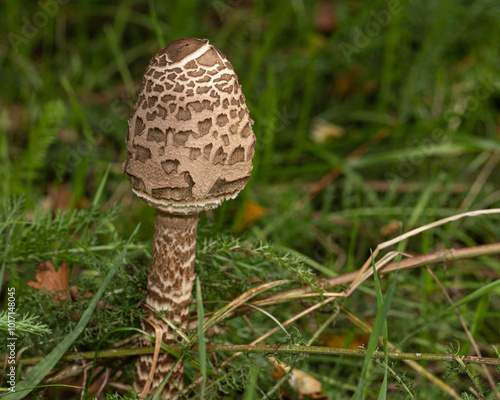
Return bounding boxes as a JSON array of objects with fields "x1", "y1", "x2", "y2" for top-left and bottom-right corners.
[{"x1": 124, "y1": 38, "x2": 256, "y2": 398}]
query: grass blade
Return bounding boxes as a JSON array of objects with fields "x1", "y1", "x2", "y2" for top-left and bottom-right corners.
[
  {"x1": 91, "y1": 163, "x2": 111, "y2": 208},
  {"x1": 242, "y1": 364, "x2": 259, "y2": 400},
  {"x1": 149, "y1": 0, "x2": 166, "y2": 47},
  {"x1": 440, "y1": 279, "x2": 500, "y2": 317},
  {"x1": 371, "y1": 251, "x2": 389, "y2": 400},
  {"x1": 196, "y1": 277, "x2": 207, "y2": 399},
  {"x1": 0, "y1": 226, "x2": 14, "y2": 289},
  {"x1": 353, "y1": 259, "x2": 398, "y2": 400},
  {"x1": 4, "y1": 248, "x2": 127, "y2": 399}
]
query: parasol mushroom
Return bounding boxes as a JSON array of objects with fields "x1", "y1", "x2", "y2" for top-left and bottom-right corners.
[{"x1": 124, "y1": 37, "x2": 256, "y2": 398}]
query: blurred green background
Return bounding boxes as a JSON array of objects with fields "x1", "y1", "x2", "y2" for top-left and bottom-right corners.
[
  {"x1": 2, "y1": 0, "x2": 500, "y2": 233},
  {"x1": 1, "y1": 0, "x2": 500, "y2": 399}
]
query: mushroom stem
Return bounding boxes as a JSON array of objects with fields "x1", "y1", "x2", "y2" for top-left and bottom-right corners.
[
  {"x1": 136, "y1": 211, "x2": 199, "y2": 398},
  {"x1": 126, "y1": 37, "x2": 256, "y2": 397}
]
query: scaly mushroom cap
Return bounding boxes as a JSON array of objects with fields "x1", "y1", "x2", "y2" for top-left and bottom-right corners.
[{"x1": 124, "y1": 38, "x2": 256, "y2": 214}]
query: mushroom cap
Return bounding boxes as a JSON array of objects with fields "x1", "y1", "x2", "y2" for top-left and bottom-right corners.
[{"x1": 124, "y1": 38, "x2": 256, "y2": 215}]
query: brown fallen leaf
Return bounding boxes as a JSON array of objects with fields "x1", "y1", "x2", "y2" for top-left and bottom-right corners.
[
  {"x1": 29, "y1": 262, "x2": 113, "y2": 322},
  {"x1": 319, "y1": 332, "x2": 370, "y2": 349},
  {"x1": 246, "y1": 278, "x2": 265, "y2": 284},
  {"x1": 41, "y1": 183, "x2": 72, "y2": 211},
  {"x1": 380, "y1": 220, "x2": 400, "y2": 236},
  {"x1": 241, "y1": 200, "x2": 268, "y2": 228},
  {"x1": 28, "y1": 261, "x2": 70, "y2": 305}
]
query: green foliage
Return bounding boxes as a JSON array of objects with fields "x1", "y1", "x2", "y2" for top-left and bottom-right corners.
[
  {"x1": 204, "y1": 363, "x2": 255, "y2": 398},
  {"x1": 196, "y1": 234, "x2": 323, "y2": 304},
  {"x1": 100, "y1": 394, "x2": 138, "y2": 400},
  {"x1": 2, "y1": 100, "x2": 66, "y2": 201},
  {"x1": 393, "y1": 370, "x2": 416, "y2": 400},
  {"x1": 0, "y1": 311, "x2": 51, "y2": 336},
  {"x1": 273, "y1": 327, "x2": 308, "y2": 368},
  {"x1": 446, "y1": 338, "x2": 462, "y2": 358},
  {"x1": 195, "y1": 277, "x2": 208, "y2": 399},
  {"x1": 354, "y1": 266, "x2": 398, "y2": 400},
  {"x1": 24, "y1": 100, "x2": 66, "y2": 176},
  {"x1": 1, "y1": 0, "x2": 500, "y2": 398},
  {"x1": 0, "y1": 196, "x2": 146, "y2": 358},
  {"x1": 8, "y1": 247, "x2": 130, "y2": 400},
  {"x1": 493, "y1": 346, "x2": 500, "y2": 372},
  {"x1": 445, "y1": 339, "x2": 489, "y2": 399},
  {"x1": 0, "y1": 196, "x2": 129, "y2": 267}
]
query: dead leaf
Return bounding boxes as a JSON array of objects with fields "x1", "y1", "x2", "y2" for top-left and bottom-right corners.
[
  {"x1": 28, "y1": 261, "x2": 70, "y2": 305},
  {"x1": 41, "y1": 183, "x2": 72, "y2": 211},
  {"x1": 333, "y1": 72, "x2": 356, "y2": 98},
  {"x1": 319, "y1": 332, "x2": 370, "y2": 349},
  {"x1": 242, "y1": 200, "x2": 268, "y2": 228},
  {"x1": 247, "y1": 278, "x2": 265, "y2": 284},
  {"x1": 380, "y1": 220, "x2": 400, "y2": 236}
]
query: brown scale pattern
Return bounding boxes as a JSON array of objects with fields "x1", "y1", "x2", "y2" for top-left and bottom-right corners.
[
  {"x1": 134, "y1": 212, "x2": 198, "y2": 399},
  {"x1": 124, "y1": 38, "x2": 256, "y2": 215},
  {"x1": 126, "y1": 38, "x2": 256, "y2": 399}
]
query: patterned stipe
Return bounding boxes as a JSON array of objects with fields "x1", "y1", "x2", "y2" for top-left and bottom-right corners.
[{"x1": 135, "y1": 212, "x2": 199, "y2": 399}]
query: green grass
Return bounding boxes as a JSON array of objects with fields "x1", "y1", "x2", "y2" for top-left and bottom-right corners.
[{"x1": 1, "y1": 0, "x2": 500, "y2": 399}]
